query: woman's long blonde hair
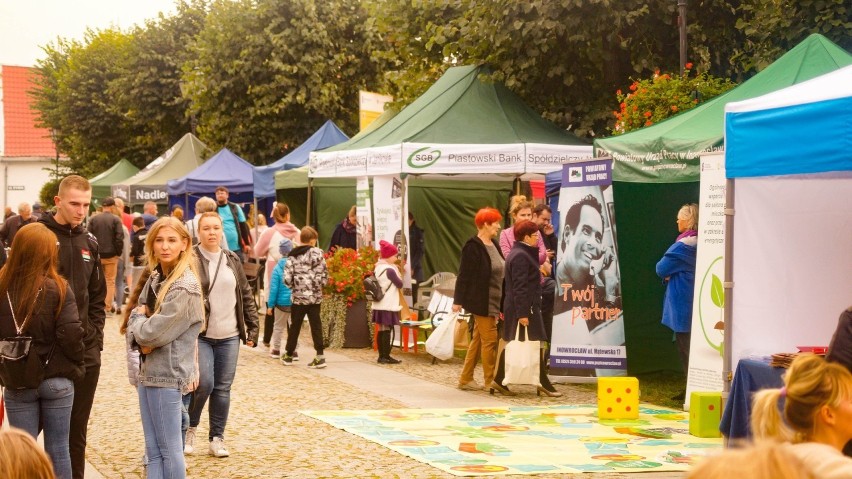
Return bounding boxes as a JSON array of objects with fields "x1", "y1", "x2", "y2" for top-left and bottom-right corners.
[
  {"x1": 0, "y1": 223, "x2": 67, "y2": 322},
  {"x1": 0, "y1": 428, "x2": 56, "y2": 479},
  {"x1": 751, "y1": 353, "x2": 852, "y2": 443},
  {"x1": 144, "y1": 217, "x2": 201, "y2": 313}
]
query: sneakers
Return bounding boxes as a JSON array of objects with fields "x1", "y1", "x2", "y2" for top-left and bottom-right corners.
[
  {"x1": 184, "y1": 427, "x2": 196, "y2": 454},
  {"x1": 281, "y1": 354, "x2": 293, "y2": 366},
  {"x1": 292, "y1": 350, "x2": 299, "y2": 361},
  {"x1": 307, "y1": 357, "x2": 326, "y2": 369},
  {"x1": 269, "y1": 349, "x2": 280, "y2": 358},
  {"x1": 209, "y1": 437, "x2": 230, "y2": 457}
]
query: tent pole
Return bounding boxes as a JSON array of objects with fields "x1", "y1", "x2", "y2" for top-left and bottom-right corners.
[
  {"x1": 513, "y1": 176, "x2": 521, "y2": 195},
  {"x1": 306, "y1": 178, "x2": 313, "y2": 227},
  {"x1": 722, "y1": 177, "x2": 735, "y2": 394}
]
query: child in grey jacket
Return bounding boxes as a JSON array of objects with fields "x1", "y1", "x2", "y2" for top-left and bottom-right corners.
[{"x1": 282, "y1": 226, "x2": 328, "y2": 368}]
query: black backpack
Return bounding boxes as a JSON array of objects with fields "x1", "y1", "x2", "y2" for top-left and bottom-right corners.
[{"x1": 364, "y1": 269, "x2": 390, "y2": 302}]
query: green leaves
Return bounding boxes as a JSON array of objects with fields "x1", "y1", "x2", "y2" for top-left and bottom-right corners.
[{"x1": 710, "y1": 274, "x2": 725, "y2": 309}]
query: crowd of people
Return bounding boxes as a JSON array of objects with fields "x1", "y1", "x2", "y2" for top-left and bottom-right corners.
[{"x1": 1, "y1": 177, "x2": 849, "y2": 479}]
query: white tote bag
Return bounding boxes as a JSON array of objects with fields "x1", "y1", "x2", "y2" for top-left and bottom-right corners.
[
  {"x1": 502, "y1": 324, "x2": 541, "y2": 386},
  {"x1": 425, "y1": 314, "x2": 456, "y2": 360}
]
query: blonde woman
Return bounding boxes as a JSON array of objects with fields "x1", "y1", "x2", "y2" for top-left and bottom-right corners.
[
  {"x1": 127, "y1": 217, "x2": 204, "y2": 479},
  {"x1": 751, "y1": 354, "x2": 852, "y2": 478},
  {"x1": 0, "y1": 428, "x2": 57, "y2": 479},
  {"x1": 656, "y1": 203, "x2": 698, "y2": 377}
]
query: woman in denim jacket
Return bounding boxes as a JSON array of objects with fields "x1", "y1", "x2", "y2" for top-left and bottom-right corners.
[{"x1": 128, "y1": 217, "x2": 203, "y2": 479}]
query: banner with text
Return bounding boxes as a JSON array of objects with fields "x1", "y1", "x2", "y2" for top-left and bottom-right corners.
[
  {"x1": 356, "y1": 176, "x2": 373, "y2": 250},
  {"x1": 684, "y1": 153, "x2": 726, "y2": 409},
  {"x1": 524, "y1": 143, "x2": 594, "y2": 174},
  {"x1": 550, "y1": 158, "x2": 627, "y2": 378},
  {"x1": 401, "y1": 143, "x2": 525, "y2": 174},
  {"x1": 373, "y1": 175, "x2": 413, "y2": 324}
]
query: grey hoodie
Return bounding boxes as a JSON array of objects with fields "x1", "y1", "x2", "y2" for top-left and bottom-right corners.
[{"x1": 129, "y1": 268, "x2": 203, "y2": 393}]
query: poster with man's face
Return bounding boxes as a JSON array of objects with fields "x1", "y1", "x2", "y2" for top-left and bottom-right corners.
[{"x1": 550, "y1": 159, "x2": 626, "y2": 378}]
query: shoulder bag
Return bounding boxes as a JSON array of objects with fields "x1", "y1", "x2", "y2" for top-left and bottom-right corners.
[{"x1": 0, "y1": 289, "x2": 55, "y2": 390}]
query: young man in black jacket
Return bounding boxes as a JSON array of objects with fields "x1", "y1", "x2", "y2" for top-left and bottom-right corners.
[{"x1": 40, "y1": 175, "x2": 107, "y2": 479}]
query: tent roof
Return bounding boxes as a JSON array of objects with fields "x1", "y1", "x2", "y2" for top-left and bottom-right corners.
[
  {"x1": 725, "y1": 65, "x2": 852, "y2": 178},
  {"x1": 168, "y1": 148, "x2": 254, "y2": 195},
  {"x1": 253, "y1": 120, "x2": 349, "y2": 198},
  {"x1": 119, "y1": 133, "x2": 209, "y2": 186},
  {"x1": 594, "y1": 34, "x2": 852, "y2": 183},
  {"x1": 90, "y1": 159, "x2": 139, "y2": 186},
  {"x1": 322, "y1": 64, "x2": 587, "y2": 151}
]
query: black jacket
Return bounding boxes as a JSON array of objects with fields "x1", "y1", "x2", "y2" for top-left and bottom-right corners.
[
  {"x1": 502, "y1": 241, "x2": 545, "y2": 341},
  {"x1": 39, "y1": 212, "x2": 107, "y2": 367},
  {"x1": 828, "y1": 307, "x2": 852, "y2": 371},
  {"x1": 329, "y1": 222, "x2": 357, "y2": 251},
  {"x1": 453, "y1": 236, "x2": 504, "y2": 317},
  {"x1": 87, "y1": 212, "x2": 124, "y2": 258},
  {"x1": 0, "y1": 214, "x2": 37, "y2": 247},
  {"x1": 409, "y1": 222, "x2": 425, "y2": 282},
  {"x1": 194, "y1": 246, "x2": 259, "y2": 345},
  {"x1": 0, "y1": 279, "x2": 85, "y2": 382}
]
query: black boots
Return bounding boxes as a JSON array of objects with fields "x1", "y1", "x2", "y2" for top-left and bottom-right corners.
[{"x1": 377, "y1": 330, "x2": 401, "y2": 365}]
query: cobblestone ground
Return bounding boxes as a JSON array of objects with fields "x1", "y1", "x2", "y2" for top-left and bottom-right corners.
[{"x1": 87, "y1": 315, "x2": 684, "y2": 478}]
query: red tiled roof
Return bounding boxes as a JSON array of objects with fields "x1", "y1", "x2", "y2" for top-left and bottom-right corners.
[{"x1": 2, "y1": 65, "x2": 57, "y2": 157}]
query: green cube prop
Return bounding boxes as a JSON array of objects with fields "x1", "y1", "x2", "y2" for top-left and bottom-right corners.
[{"x1": 689, "y1": 392, "x2": 722, "y2": 438}]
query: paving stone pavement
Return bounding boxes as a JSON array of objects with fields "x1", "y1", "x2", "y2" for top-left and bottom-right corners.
[{"x1": 85, "y1": 315, "x2": 685, "y2": 478}]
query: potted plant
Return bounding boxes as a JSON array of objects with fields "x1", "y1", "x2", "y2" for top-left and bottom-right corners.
[{"x1": 321, "y1": 246, "x2": 379, "y2": 348}]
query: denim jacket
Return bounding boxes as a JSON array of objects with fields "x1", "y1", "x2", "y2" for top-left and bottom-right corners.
[{"x1": 128, "y1": 268, "x2": 203, "y2": 393}]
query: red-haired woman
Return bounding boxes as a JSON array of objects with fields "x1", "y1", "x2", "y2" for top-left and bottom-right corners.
[
  {"x1": 453, "y1": 207, "x2": 504, "y2": 392},
  {"x1": 0, "y1": 223, "x2": 84, "y2": 479}
]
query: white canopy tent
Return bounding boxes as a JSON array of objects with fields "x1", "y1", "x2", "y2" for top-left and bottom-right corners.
[{"x1": 723, "y1": 65, "x2": 852, "y2": 377}]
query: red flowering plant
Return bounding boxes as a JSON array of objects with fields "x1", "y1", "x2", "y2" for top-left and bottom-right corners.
[
  {"x1": 612, "y1": 63, "x2": 735, "y2": 134},
  {"x1": 323, "y1": 246, "x2": 379, "y2": 307}
]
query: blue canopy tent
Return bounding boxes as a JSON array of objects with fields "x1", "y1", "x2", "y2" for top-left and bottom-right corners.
[
  {"x1": 253, "y1": 120, "x2": 348, "y2": 198},
  {"x1": 167, "y1": 148, "x2": 256, "y2": 219}
]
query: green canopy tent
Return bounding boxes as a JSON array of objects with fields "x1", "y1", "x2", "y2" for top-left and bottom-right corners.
[
  {"x1": 306, "y1": 65, "x2": 591, "y2": 278},
  {"x1": 112, "y1": 133, "x2": 210, "y2": 208},
  {"x1": 89, "y1": 159, "x2": 139, "y2": 207},
  {"x1": 274, "y1": 166, "x2": 513, "y2": 278},
  {"x1": 587, "y1": 34, "x2": 852, "y2": 374}
]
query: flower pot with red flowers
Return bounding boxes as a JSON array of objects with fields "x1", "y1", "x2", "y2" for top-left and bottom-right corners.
[{"x1": 320, "y1": 246, "x2": 379, "y2": 348}]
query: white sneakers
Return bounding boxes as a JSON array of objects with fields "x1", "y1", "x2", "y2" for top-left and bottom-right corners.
[
  {"x1": 184, "y1": 427, "x2": 196, "y2": 454},
  {"x1": 209, "y1": 437, "x2": 230, "y2": 457},
  {"x1": 185, "y1": 427, "x2": 230, "y2": 457}
]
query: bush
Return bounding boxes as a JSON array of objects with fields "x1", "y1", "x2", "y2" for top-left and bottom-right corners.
[
  {"x1": 323, "y1": 246, "x2": 380, "y2": 306},
  {"x1": 612, "y1": 64, "x2": 736, "y2": 134},
  {"x1": 39, "y1": 178, "x2": 62, "y2": 208}
]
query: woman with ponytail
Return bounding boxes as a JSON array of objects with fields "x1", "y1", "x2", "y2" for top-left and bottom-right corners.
[
  {"x1": 751, "y1": 353, "x2": 852, "y2": 478},
  {"x1": 127, "y1": 217, "x2": 204, "y2": 479}
]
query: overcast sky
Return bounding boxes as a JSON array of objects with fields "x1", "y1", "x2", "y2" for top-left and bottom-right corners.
[{"x1": 0, "y1": 0, "x2": 177, "y2": 66}]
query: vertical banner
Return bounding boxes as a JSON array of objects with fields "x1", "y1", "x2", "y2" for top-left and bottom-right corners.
[
  {"x1": 685, "y1": 153, "x2": 726, "y2": 409},
  {"x1": 356, "y1": 176, "x2": 372, "y2": 250},
  {"x1": 550, "y1": 158, "x2": 626, "y2": 378},
  {"x1": 373, "y1": 176, "x2": 413, "y2": 347}
]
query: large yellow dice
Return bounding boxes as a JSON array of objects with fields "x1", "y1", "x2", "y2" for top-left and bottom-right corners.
[
  {"x1": 597, "y1": 377, "x2": 639, "y2": 419},
  {"x1": 689, "y1": 392, "x2": 722, "y2": 437}
]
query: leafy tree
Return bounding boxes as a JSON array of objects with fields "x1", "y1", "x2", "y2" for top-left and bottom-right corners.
[
  {"x1": 734, "y1": 0, "x2": 851, "y2": 72},
  {"x1": 183, "y1": 0, "x2": 387, "y2": 163},
  {"x1": 110, "y1": 0, "x2": 208, "y2": 168}
]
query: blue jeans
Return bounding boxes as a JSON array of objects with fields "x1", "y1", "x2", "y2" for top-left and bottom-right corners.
[
  {"x1": 138, "y1": 385, "x2": 185, "y2": 479},
  {"x1": 189, "y1": 335, "x2": 239, "y2": 441},
  {"x1": 181, "y1": 393, "x2": 191, "y2": 448},
  {"x1": 115, "y1": 259, "x2": 126, "y2": 310},
  {"x1": 4, "y1": 377, "x2": 75, "y2": 479}
]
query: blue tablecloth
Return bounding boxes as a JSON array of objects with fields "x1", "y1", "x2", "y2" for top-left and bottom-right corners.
[{"x1": 719, "y1": 358, "x2": 786, "y2": 439}]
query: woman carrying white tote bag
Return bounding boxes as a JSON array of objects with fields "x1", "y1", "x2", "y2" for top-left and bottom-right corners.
[{"x1": 491, "y1": 221, "x2": 562, "y2": 397}]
